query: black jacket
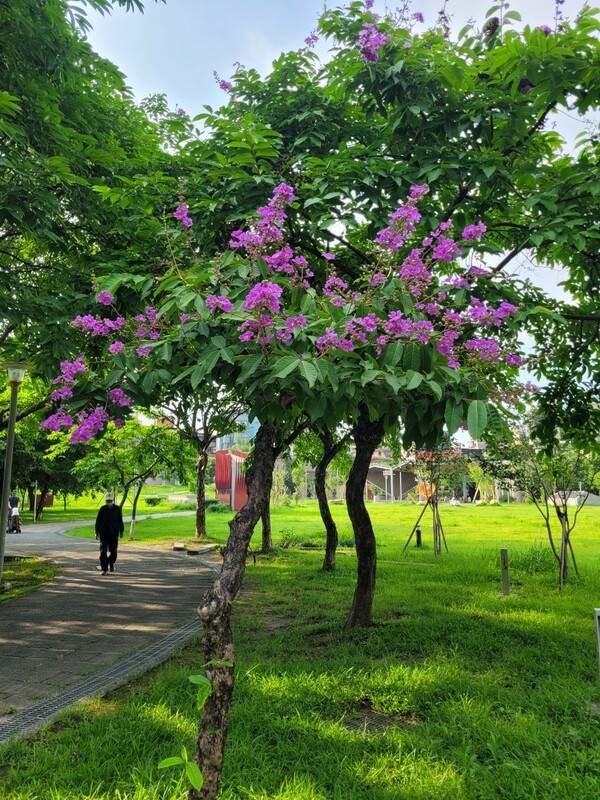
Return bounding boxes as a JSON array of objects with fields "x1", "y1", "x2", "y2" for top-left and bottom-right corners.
[{"x1": 95, "y1": 504, "x2": 124, "y2": 538}]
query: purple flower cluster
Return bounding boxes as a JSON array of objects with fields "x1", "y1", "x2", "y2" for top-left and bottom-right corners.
[
  {"x1": 109, "y1": 341, "x2": 125, "y2": 355},
  {"x1": 505, "y1": 354, "x2": 523, "y2": 366},
  {"x1": 136, "y1": 345, "x2": 152, "y2": 358},
  {"x1": 276, "y1": 314, "x2": 307, "y2": 343},
  {"x1": 462, "y1": 221, "x2": 487, "y2": 241},
  {"x1": 134, "y1": 307, "x2": 161, "y2": 341},
  {"x1": 72, "y1": 315, "x2": 126, "y2": 337},
  {"x1": 173, "y1": 203, "x2": 193, "y2": 229},
  {"x1": 108, "y1": 388, "x2": 132, "y2": 408},
  {"x1": 413, "y1": 12, "x2": 424, "y2": 23},
  {"x1": 323, "y1": 275, "x2": 348, "y2": 307},
  {"x1": 305, "y1": 31, "x2": 319, "y2": 47},
  {"x1": 50, "y1": 357, "x2": 86, "y2": 402},
  {"x1": 230, "y1": 183, "x2": 295, "y2": 257},
  {"x1": 206, "y1": 295, "x2": 234, "y2": 313},
  {"x1": 357, "y1": 23, "x2": 390, "y2": 62},
  {"x1": 242, "y1": 282, "x2": 283, "y2": 314},
  {"x1": 70, "y1": 407, "x2": 110, "y2": 445},
  {"x1": 96, "y1": 291, "x2": 114, "y2": 306},
  {"x1": 432, "y1": 235, "x2": 461, "y2": 263},
  {"x1": 213, "y1": 71, "x2": 233, "y2": 92},
  {"x1": 369, "y1": 271, "x2": 386, "y2": 288},
  {"x1": 467, "y1": 298, "x2": 517, "y2": 327},
  {"x1": 176, "y1": 108, "x2": 187, "y2": 117},
  {"x1": 316, "y1": 328, "x2": 355, "y2": 353},
  {"x1": 239, "y1": 315, "x2": 274, "y2": 345},
  {"x1": 263, "y1": 246, "x2": 313, "y2": 289},
  {"x1": 344, "y1": 313, "x2": 381, "y2": 345},
  {"x1": 436, "y1": 329, "x2": 460, "y2": 368},
  {"x1": 376, "y1": 204, "x2": 421, "y2": 252},
  {"x1": 537, "y1": 24, "x2": 552, "y2": 35},
  {"x1": 464, "y1": 337, "x2": 501, "y2": 363},
  {"x1": 398, "y1": 249, "x2": 432, "y2": 296},
  {"x1": 41, "y1": 407, "x2": 74, "y2": 432},
  {"x1": 384, "y1": 312, "x2": 434, "y2": 344}
]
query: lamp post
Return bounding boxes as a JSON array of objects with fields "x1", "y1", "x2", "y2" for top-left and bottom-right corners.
[{"x1": 0, "y1": 361, "x2": 29, "y2": 589}]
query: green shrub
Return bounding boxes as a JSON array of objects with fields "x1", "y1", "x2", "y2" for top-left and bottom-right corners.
[
  {"x1": 145, "y1": 496, "x2": 163, "y2": 507},
  {"x1": 207, "y1": 502, "x2": 231, "y2": 514},
  {"x1": 510, "y1": 543, "x2": 556, "y2": 574}
]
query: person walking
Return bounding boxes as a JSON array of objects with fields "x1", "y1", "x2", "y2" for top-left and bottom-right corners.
[
  {"x1": 95, "y1": 493, "x2": 124, "y2": 575},
  {"x1": 7, "y1": 491, "x2": 20, "y2": 533}
]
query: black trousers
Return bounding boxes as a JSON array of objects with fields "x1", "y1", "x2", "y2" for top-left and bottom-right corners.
[{"x1": 99, "y1": 533, "x2": 119, "y2": 572}]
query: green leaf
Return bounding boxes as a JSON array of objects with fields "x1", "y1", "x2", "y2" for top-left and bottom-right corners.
[
  {"x1": 467, "y1": 400, "x2": 488, "y2": 439},
  {"x1": 272, "y1": 355, "x2": 301, "y2": 380},
  {"x1": 402, "y1": 344, "x2": 421, "y2": 371},
  {"x1": 158, "y1": 757, "x2": 184, "y2": 769},
  {"x1": 384, "y1": 373, "x2": 404, "y2": 393},
  {"x1": 427, "y1": 380, "x2": 442, "y2": 400},
  {"x1": 361, "y1": 368, "x2": 381, "y2": 387},
  {"x1": 405, "y1": 370, "x2": 423, "y2": 390},
  {"x1": 380, "y1": 342, "x2": 403, "y2": 367},
  {"x1": 185, "y1": 761, "x2": 204, "y2": 791},
  {"x1": 237, "y1": 354, "x2": 263, "y2": 383},
  {"x1": 299, "y1": 360, "x2": 319, "y2": 388},
  {"x1": 188, "y1": 674, "x2": 212, "y2": 687},
  {"x1": 444, "y1": 398, "x2": 463, "y2": 435}
]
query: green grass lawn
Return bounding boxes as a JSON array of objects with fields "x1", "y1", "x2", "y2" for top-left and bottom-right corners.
[
  {"x1": 18, "y1": 484, "x2": 201, "y2": 524},
  {"x1": 0, "y1": 557, "x2": 57, "y2": 602},
  {"x1": 3, "y1": 503, "x2": 600, "y2": 799}
]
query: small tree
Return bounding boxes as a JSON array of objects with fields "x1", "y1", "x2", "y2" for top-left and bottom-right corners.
[
  {"x1": 293, "y1": 425, "x2": 351, "y2": 570},
  {"x1": 486, "y1": 430, "x2": 599, "y2": 586}
]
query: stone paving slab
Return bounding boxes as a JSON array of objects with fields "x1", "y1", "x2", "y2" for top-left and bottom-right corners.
[{"x1": 0, "y1": 518, "x2": 218, "y2": 721}]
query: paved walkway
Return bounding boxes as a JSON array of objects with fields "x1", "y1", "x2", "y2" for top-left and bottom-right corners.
[{"x1": 0, "y1": 517, "x2": 217, "y2": 735}]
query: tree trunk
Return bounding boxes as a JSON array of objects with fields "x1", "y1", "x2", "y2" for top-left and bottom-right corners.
[
  {"x1": 192, "y1": 423, "x2": 277, "y2": 800},
  {"x1": 317, "y1": 458, "x2": 338, "y2": 571},
  {"x1": 129, "y1": 481, "x2": 144, "y2": 540},
  {"x1": 345, "y1": 407, "x2": 384, "y2": 628},
  {"x1": 118, "y1": 484, "x2": 131, "y2": 511},
  {"x1": 196, "y1": 448, "x2": 208, "y2": 539},
  {"x1": 27, "y1": 486, "x2": 35, "y2": 513},
  {"x1": 35, "y1": 486, "x2": 49, "y2": 520},
  {"x1": 557, "y1": 508, "x2": 569, "y2": 588},
  {"x1": 261, "y1": 492, "x2": 272, "y2": 552}
]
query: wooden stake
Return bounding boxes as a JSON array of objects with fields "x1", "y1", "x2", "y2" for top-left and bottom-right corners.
[
  {"x1": 595, "y1": 609, "x2": 600, "y2": 675},
  {"x1": 500, "y1": 548, "x2": 510, "y2": 596}
]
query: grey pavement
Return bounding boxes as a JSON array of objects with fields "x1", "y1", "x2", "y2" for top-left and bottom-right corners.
[{"x1": 0, "y1": 517, "x2": 217, "y2": 722}]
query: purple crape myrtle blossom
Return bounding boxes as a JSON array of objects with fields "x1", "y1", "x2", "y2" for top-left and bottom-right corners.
[
  {"x1": 323, "y1": 275, "x2": 349, "y2": 307},
  {"x1": 96, "y1": 291, "x2": 114, "y2": 306},
  {"x1": 206, "y1": 295, "x2": 234, "y2": 313},
  {"x1": 316, "y1": 328, "x2": 355, "y2": 353},
  {"x1": 505, "y1": 354, "x2": 523, "y2": 366},
  {"x1": 54, "y1": 357, "x2": 86, "y2": 384},
  {"x1": 464, "y1": 337, "x2": 502, "y2": 363},
  {"x1": 305, "y1": 31, "x2": 319, "y2": 47},
  {"x1": 242, "y1": 282, "x2": 283, "y2": 314},
  {"x1": 72, "y1": 314, "x2": 126, "y2": 337},
  {"x1": 136, "y1": 345, "x2": 152, "y2": 357},
  {"x1": 114, "y1": 418, "x2": 125, "y2": 429},
  {"x1": 263, "y1": 246, "x2": 313, "y2": 287},
  {"x1": 230, "y1": 184, "x2": 295, "y2": 257},
  {"x1": 357, "y1": 23, "x2": 390, "y2": 62},
  {"x1": 468, "y1": 298, "x2": 518, "y2": 327},
  {"x1": 408, "y1": 184, "x2": 429, "y2": 201},
  {"x1": 41, "y1": 407, "x2": 74, "y2": 432},
  {"x1": 376, "y1": 204, "x2": 421, "y2": 251},
  {"x1": 276, "y1": 314, "x2": 307, "y2": 343},
  {"x1": 468, "y1": 266, "x2": 491, "y2": 277},
  {"x1": 462, "y1": 221, "x2": 487, "y2": 241},
  {"x1": 109, "y1": 341, "x2": 125, "y2": 355},
  {"x1": 239, "y1": 315, "x2": 274, "y2": 345},
  {"x1": 213, "y1": 71, "x2": 233, "y2": 92},
  {"x1": 416, "y1": 301, "x2": 441, "y2": 317},
  {"x1": 537, "y1": 25, "x2": 553, "y2": 35},
  {"x1": 383, "y1": 313, "x2": 433, "y2": 343},
  {"x1": 369, "y1": 271, "x2": 386, "y2": 288},
  {"x1": 176, "y1": 108, "x2": 187, "y2": 117},
  {"x1": 70, "y1": 407, "x2": 110, "y2": 445},
  {"x1": 413, "y1": 12, "x2": 424, "y2": 23},
  {"x1": 432, "y1": 236, "x2": 461, "y2": 263},
  {"x1": 437, "y1": 329, "x2": 460, "y2": 362},
  {"x1": 323, "y1": 252, "x2": 336, "y2": 261},
  {"x1": 51, "y1": 385, "x2": 73, "y2": 401},
  {"x1": 108, "y1": 388, "x2": 132, "y2": 408},
  {"x1": 173, "y1": 203, "x2": 193, "y2": 229},
  {"x1": 399, "y1": 249, "x2": 431, "y2": 296}
]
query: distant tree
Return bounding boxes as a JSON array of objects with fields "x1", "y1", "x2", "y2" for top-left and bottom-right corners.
[{"x1": 485, "y1": 428, "x2": 600, "y2": 586}]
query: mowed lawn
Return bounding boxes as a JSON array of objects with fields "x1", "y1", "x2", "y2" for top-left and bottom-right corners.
[{"x1": 3, "y1": 503, "x2": 600, "y2": 799}]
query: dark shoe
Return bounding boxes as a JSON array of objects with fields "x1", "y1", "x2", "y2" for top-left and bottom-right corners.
[{"x1": 109, "y1": 565, "x2": 115, "y2": 573}]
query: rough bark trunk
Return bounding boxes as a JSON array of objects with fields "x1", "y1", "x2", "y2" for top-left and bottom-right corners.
[
  {"x1": 27, "y1": 486, "x2": 35, "y2": 513},
  {"x1": 261, "y1": 492, "x2": 272, "y2": 552},
  {"x1": 192, "y1": 423, "x2": 277, "y2": 800},
  {"x1": 557, "y1": 508, "x2": 569, "y2": 588},
  {"x1": 196, "y1": 449, "x2": 208, "y2": 539},
  {"x1": 345, "y1": 407, "x2": 385, "y2": 628}
]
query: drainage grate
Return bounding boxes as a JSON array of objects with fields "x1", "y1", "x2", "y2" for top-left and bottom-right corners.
[{"x1": 0, "y1": 617, "x2": 202, "y2": 745}]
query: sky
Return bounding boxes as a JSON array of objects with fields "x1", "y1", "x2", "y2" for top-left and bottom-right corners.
[{"x1": 85, "y1": 0, "x2": 595, "y2": 303}]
